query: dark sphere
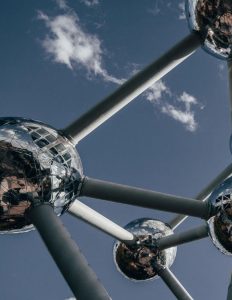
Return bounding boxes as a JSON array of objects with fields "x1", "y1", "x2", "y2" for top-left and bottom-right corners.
[
  {"x1": 186, "y1": 0, "x2": 232, "y2": 59},
  {"x1": 0, "y1": 118, "x2": 83, "y2": 233},
  {"x1": 208, "y1": 176, "x2": 232, "y2": 255},
  {"x1": 113, "y1": 218, "x2": 176, "y2": 281}
]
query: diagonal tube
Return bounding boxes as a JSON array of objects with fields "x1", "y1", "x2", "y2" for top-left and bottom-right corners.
[
  {"x1": 156, "y1": 224, "x2": 208, "y2": 250},
  {"x1": 68, "y1": 199, "x2": 135, "y2": 244},
  {"x1": 156, "y1": 267, "x2": 193, "y2": 300},
  {"x1": 169, "y1": 163, "x2": 232, "y2": 229},
  {"x1": 228, "y1": 60, "x2": 232, "y2": 125},
  {"x1": 79, "y1": 177, "x2": 213, "y2": 219},
  {"x1": 62, "y1": 32, "x2": 201, "y2": 144},
  {"x1": 28, "y1": 204, "x2": 111, "y2": 300}
]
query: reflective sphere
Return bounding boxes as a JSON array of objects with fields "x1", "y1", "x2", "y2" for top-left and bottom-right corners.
[
  {"x1": 0, "y1": 117, "x2": 83, "y2": 233},
  {"x1": 186, "y1": 0, "x2": 232, "y2": 59},
  {"x1": 113, "y1": 218, "x2": 176, "y2": 281},
  {"x1": 208, "y1": 176, "x2": 232, "y2": 255}
]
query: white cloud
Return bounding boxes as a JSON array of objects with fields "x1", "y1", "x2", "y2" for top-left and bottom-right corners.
[
  {"x1": 145, "y1": 81, "x2": 199, "y2": 132},
  {"x1": 38, "y1": 3, "x2": 199, "y2": 132},
  {"x1": 146, "y1": 80, "x2": 170, "y2": 102},
  {"x1": 161, "y1": 104, "x2": 197, "y2": 132},
  {"x1": 148, "y1": 1, "x2": 186, "y2": 20},
  {"x1": 56, "y1": 0, "x2": 69, "y2": 10},
  {"x1": 178, "y1": 1, "x2": 186, "y2": 20},
  {"x1": 38, "y1": 9, "x2": 122, "y2": 84},
  {"x1": 80, "y1": 0, "x2": 99, "y2": 7},
  {"x1": 179, "y1": 91, "x2": 197, "y2": 110},
  {"x1": 64, "y1": 298, "x2": 76, "y2": 300}
]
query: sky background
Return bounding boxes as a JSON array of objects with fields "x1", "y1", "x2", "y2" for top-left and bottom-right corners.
[{"x1": 0, "y1": 0, "x2": 232, "y2": 299}]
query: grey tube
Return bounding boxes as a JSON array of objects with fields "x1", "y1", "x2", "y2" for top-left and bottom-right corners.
[
  {"x1": 169, "y1": 163, "x2": 232, "y2": 229},
  {"x1": 28, "y1": 204, "x2": 111, "y2": 300},
  {"x1": 156, "y1": 224, "x2": 208, "y2": 250},
  {"x1": 228, "y1": 60, "x2": 232, "y2": 125},
  {"x1": 157, "y1": 267, "x2": 193, "y2": 300},
  {"x1": 80, "y1": 177, "x2": 213, "y2": 220},
  {"x1": 62, "y1": 32, "x2": 201, "y2": 144},
  {"x1": 68, "y1": 199, "x2": 135, "y2": 244}
]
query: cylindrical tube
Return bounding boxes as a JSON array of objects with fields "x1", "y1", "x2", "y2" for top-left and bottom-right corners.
[
  {"x1": 169, "y1": 163, "x2": 232, "y2": 229},
  {"x1": 28, "y1": 204, "x2": 111, "y2": 300},
  {"x1": 156, "y1": 224, "x2": 208, "y2": 250},
  {"x1": 63, "y1": 32, "x2": 201, "y2": 144},
  {"x1": 80, "y1": 177, "x2": 212, "y2": 219},
  {"x1": 68, "y1": 200, "x2": 135, "y2": 244},
  {"x1": 157, "y1": 267, "x2": 193, "y2": 300}
]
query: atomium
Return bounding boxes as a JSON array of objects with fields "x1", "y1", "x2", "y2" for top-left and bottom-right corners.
[{"x1": 2, "y1": 1, "x2": 232, "y2": 300}]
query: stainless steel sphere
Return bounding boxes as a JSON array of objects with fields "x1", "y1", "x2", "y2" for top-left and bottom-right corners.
[
  {"x1": 113, "y1": 218, "x2": 177, "y2": 281},
  {"x1": 186, "y1": 0, "x2": 232, "y2": 59},
  {"x1": 0, "y1": 117, "x2": 83, "y2": 233},
  {"x1": 208, "y1": 176, "x2": 232, "y2": 255}
]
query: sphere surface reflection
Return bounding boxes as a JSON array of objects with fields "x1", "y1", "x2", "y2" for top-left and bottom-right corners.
[
  {"x1": 113, "y1": 218, "x2": 176, "y2": 281},
  {"x1": 0, "y1": 118, "x2": 83, "y2": 233},
  {"x1": 208, "y1": 176, "x2": 232, "y2": 255},
  {"x1": 186, "y1": 0, "x2": 232, "y2": 59}
]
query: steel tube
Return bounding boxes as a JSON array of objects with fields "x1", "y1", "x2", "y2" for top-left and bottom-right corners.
[
  {"x1": 156, "y1": 224, "x2": 208, "y2": 250},
  {"x1": 228, "y1": 60, "x2": 232, "y2": 125},
  {"x1": 68, "y1": 200, "x2": 135, "y2": 244},
  {"x1": 157, "y1": 267, "x2": 193, "y2": 300},
  {"x1": 80, "y1": 177, "x2": 212, "y2": 219},
  {"x1": 169, "y1": 163, "x2": 232, "y2": 229},
  {"x1": 28, "y1": 204, "x2": 111, "y2": 300},
  {"x1": 62, "y1": 32, "x2": 201, "y2": 144}
]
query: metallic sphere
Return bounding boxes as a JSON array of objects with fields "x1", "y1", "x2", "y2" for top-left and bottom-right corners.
[
  {"x1": 208, "y1": 176, "x2": 232, "y2": 255},
  {"x1": 0, "y1": 117, "x2": 83, "y2": 233},
  {"x1": 186, "y1": 0, "x2": 232, "y2": 59},
  {"x1": 113, "y1": 218, "x2": 177, "y2": 281}
]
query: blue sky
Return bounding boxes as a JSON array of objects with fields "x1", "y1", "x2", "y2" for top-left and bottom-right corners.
[{"x1": 0, "y1": 0, "x2": 232, "y2": 299}]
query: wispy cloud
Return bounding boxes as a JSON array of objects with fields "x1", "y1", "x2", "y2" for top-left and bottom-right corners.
[
  {"x1": 145, "y1": 81, "x2": 199, "y2": 132},
  {"x1": 80, "y1": 0, "x2": 99, "y2": 6},
  {"x1": 148, "y1": 1, "x2": 186, "y2": 20},
  {"x1": 146, "y1": 80, "x2": 171, "y2": 102},
  {"x1": 38, "y1": 5, "x2": 122, "y2": 84},
  {"x1": 56, "y1": 0, "x2": 69, "y2": 10},
  {"x1": 64, "y1": 298, "x2": 76, "y2": 300},
  {"x1": 178, "y1": 1, "x2": 186, "y2": 20},
  {"x1": 161, "y1": 102, "x2": 197, "y2": 132},
  {"x1": 147, "y1": 0, "x2": 161, "y2": 16},
  {"x1": 39, "y1": 2, "x2": 199, "y2": 132}
]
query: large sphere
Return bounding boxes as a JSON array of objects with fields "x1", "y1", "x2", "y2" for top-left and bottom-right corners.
[
  {"x1": 208, "y1": 176, "x2": 232, "y2": 255},
  {"x1": 0, "y1": 117, "x2": 83, "y2": 233},
  {"x1": 186, "y1": 0, "x2": 232, "y2": 59},
  {"x1": 113, "y1": 218, "x2": 176, "y2": 281}
]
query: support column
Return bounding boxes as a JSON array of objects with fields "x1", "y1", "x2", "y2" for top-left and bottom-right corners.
[
  {"x1": 157, "y1": 267, "x2": 193, "y2": 300},
  {"x1": 156, "y1": 224, "x2": 208, "y2": 250},
  {"x1": 68, "y1": 199, "x2": 135, "y2": 244},
  {"x1": 80, "y1": 177, "x2": 213, "y2": 219},
  {"x1": 63, "y1": 32, "x2": 201, "y2": 144},
  {"x1": 28, "y1": 204, "x2": 111, "y2": 300}
]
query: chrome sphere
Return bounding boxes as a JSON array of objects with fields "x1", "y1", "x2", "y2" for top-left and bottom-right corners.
[
  {"x1": 0, "y1": 117, "x2": 83, "y2": 233},
  {"x1": 113, "y1": 218, "x2": 176, "y2": 281},
  {"x1": 208, "y1": 176, "x2": 232, "y2": 255},
  {"x1": 186, "y1": 0, "x2": 232, "y2": 59}
]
